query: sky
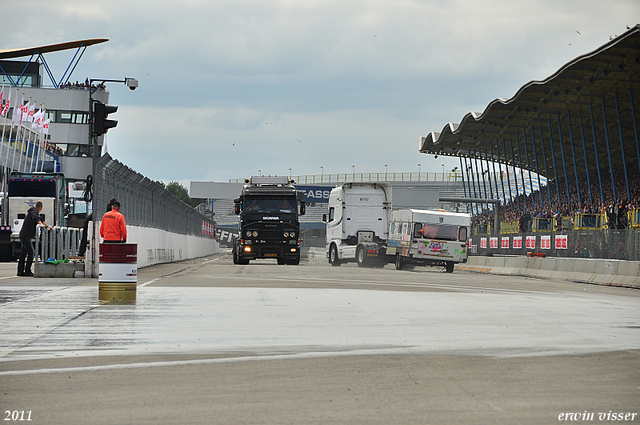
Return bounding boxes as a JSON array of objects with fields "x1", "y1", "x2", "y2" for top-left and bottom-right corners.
[{"x1": 2, "y1": 0, "x2": 638, "y2": 190}]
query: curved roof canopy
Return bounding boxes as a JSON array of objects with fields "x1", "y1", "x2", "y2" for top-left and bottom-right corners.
[
  {"x1": 0, "y1": 39, "x2": 108, "y2": 60},
  {"x1": 420, "y1": 25, "x2": 640, "y2": 184}
]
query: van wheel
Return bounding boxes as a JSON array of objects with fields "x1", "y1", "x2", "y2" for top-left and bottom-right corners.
[
  {"x1": 395, "y1": 254, "x2": 404, "y2": 270},
  {"x1": 445, "y1": 262, "x2": 454, "y2": 273},
  {"x1": 277, "y1": 257, "x2": 287, "y2": 265},
  {"x1": 329, "y1": 244, "x2": 341, "y2": 266}
]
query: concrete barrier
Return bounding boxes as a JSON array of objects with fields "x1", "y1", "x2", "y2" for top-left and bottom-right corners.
[{"x1": 465, "y1": 256, "x2": 639, "y2": 289}]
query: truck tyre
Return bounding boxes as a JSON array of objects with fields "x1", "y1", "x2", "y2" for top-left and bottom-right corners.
[
  {"x1": 288, "y1": 257, "x2": 300, "y2": 265},
  {"x1": 329, "y1": 244, "x2": 341, "y2": 266},
  {"x1": 445, "y1": 261, "x2": 454, "y2": 273},
  {"x1": 277, "y1": 257, "x2": 287, "y2": 265},
  {"x1": 232, "y1": 243, "x2": 239, "y2": 264},
  {"x1": 356, "y1": 245, "x2": 367, "y2": 267},
  {"x1": 395, "y1": 254, "x2": 404, "y2": 270}
]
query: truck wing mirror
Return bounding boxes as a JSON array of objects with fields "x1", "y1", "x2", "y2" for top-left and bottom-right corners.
[
  {"x1": 322, "y1": 213, "x2": 327, "y2": 222},
  {"x1": 300, "y1": 202, "x2": 306, "y2": 216},
  {"x1": 234, "y1": 203, "x2": 241, "y2": 215}
]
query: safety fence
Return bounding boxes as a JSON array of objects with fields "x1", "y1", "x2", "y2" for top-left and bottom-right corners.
[
  {"x1": 94, "y1": 154, "x2": 216, "y2": 238},
  {"x1": 472, "y1": 229, "x2": 640, "y2": 261}
]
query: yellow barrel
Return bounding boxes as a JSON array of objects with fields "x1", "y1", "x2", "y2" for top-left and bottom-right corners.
[{"x1": 99, "y1": 282, "x2": 137, "y2": 303}]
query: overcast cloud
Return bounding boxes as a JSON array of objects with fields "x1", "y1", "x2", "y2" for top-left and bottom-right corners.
[{"x1": 2, "y1": 0, "x2": 638, "y2": 187}]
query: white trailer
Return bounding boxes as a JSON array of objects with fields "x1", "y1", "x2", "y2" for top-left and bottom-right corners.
[
  {"x1": 324, "y1": 182, "x2": 391, "y2": 267},
  {"x1": 387, "y1": 209, "x2": 471, "y2": 273}
]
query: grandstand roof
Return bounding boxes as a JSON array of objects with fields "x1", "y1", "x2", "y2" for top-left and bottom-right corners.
[
  {"x1": 420, "y1": 24, "x2": 640, "y2": 183},
  {"x1": 0, "y1": 39, "x2": 108, "y2": 60}
]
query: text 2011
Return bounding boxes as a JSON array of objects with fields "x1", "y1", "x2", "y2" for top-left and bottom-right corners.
[{"x1": 4, "y1": 411, "x2": 32, "y2": 421}]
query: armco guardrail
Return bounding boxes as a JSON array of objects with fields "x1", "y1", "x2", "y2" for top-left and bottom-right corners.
[{"x1": 457, "y1": 256, "x2": 640, "y2": 289}]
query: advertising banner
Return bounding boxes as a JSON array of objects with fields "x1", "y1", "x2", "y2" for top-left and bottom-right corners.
[{"x1": 513, "y1": 236, "x2": 522, "y2": 249}]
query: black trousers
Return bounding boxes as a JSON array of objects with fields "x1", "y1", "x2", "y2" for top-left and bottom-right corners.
[{"x1": 17, "y1": 235, "x2": 35, "y2": 274}]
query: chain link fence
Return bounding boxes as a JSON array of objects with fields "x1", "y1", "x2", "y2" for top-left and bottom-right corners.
[{"x1": 94, "y1": 154, "x2": 215, "y2": 237}]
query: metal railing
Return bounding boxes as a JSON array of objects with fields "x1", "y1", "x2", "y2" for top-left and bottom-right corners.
[
  {"x1": 230, "y1": 171, "x2": 466, "y2": 184},
  {"x1": 35, "y1": 226, "x2": 82, "y2": 261}
]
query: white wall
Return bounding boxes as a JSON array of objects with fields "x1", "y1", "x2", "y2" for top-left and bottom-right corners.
[{"x1": 89, "y1": 222, "x2": 219, "y2": 276}]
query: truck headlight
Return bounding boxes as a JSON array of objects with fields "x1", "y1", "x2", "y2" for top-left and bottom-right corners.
[{"x1": 284, "y1": 232, "x2": 289, "y2": 238}]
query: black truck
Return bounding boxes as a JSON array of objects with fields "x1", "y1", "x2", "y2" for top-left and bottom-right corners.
[{"x1": 232, "y1": 176, "x2": 306, "y2": 265}]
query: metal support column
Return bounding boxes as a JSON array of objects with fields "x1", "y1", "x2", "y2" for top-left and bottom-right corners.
[
  {"x1": 539, "y1": 126, "x2": 552, "y2": 206},
  {"x1": 474, "y1": 151, "x2": 487, "y2": 213},
  {"x1": 601, "y1": 96, "x2": 617, "y2": 203},
  {"x1": 589, "y1": 103, "x2": 605, "y2": 205},
  {"x1": 615, "y1": 92, "x2": 631, "y2": 201},
  {"x1": 468, "y1": 155, "x2": 479, "y2": 214},
  {"x1": 509, "y1": 139, "x2": 521, "y2": 211},
  {"x1": 502, "y1": 139, "x2": 514, "y2": 211},
  {"x1": 483, "y1": 149, "x2": 494, "y2": 202},
  {"x1": 556, "y1": 113, "x2": 571, "y2": 205},
  {"x1": 522, "y1": 127, "x2": 536, "y2": 209},
  {"x1": 515, "y1": 133, "x2": 527, "y2": 210},
  {"x1": 630, "y1": 88, "x2": 640, "y2": 174},
  {"x1": 460, "y1": 156, "x2": 470, "y2": 213},
  {"x1": 566, "y1": 112, "x2": 582, "y2": 206},
  {"x1": 547, "y1": 119, "x2": 561, "y2": 206},
  {"x1": 491, "y1": 142, "x2": 505, "y2": 208},
  {"x1": 530, "y1": 127, "x2": 544, "y2": 208},
  {"x1": 578, "y1": 110, "x2": 593, "y2": 206}
]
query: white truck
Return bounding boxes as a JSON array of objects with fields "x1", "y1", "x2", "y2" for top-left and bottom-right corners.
[
  {"x1": 387, "y1": 209, "x2": 471, "y2": 273},
  {"x1": 324, "y1": 182, "x2": 391, "y2": 267}
]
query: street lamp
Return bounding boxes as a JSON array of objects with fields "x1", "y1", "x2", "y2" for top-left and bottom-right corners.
[
  {"x1": 320, "y1": 166, "x2": 324, "y2": 182},
  {"x1": 352, "y1": 165, "x2": 355, "y2": 181},
  {"x1": 88, "y1": 76, "x2": 137, "y2": 277},
  {"x1": 418, "y1": 163, "x2": 421, "y2": 180}
]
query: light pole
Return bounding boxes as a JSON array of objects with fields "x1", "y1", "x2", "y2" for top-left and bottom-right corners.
[
  {"x1": 88, "y1": 76, "x2": 137, "y2": 277},
  {"x1": 352, "y1": 165, "x2": 355, "y2": 181},
  {"x1": 320, "y1": 166, "x2": 324, "y2": 183},
  {"x1": 418, "y1": 163, "x2": 421, "y2": 180}
]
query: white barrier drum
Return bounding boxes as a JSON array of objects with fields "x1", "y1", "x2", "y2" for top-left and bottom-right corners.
[{"x1": 98, "y1": 243, "x2": 138, "y2": 303}]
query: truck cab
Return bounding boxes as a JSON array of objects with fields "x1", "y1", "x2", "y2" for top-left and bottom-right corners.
[
  {"x1": 324, "y1": 182, "x2": 391, "y2": 267},
  {"x1": 233, "y1": 176, "x2": 306, "y2": 265},
  {"x1": 0, "y1": 172, "x2": 66, "y2": 261}
]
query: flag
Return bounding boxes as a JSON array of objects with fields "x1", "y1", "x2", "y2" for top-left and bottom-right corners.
[
  {"x1": 27, "y1": 102, "x2": 35, "y2": 122},
  {"x1": 11, "y1": 93, "x2": 22, "y2": 127},
  {"x1": 42, "y1": 119, "x2": 50, "y2": 135},
  {"x1": 0, "y1": 82, "x2": 4, "y2": 113},
  {"x1": 19, "y1": 96, "x2": 29, "y2": 125},
  {"x1": 1, "y1": 88, "x2": 11, "y2": 117},
  {"x1": 32, "y1": 108, "x2": 44, "y2": 129}
]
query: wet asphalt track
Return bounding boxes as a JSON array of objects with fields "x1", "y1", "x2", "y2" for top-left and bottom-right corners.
[{"x1": 1, "y1": 252, "x2": 639, "y2": 424}]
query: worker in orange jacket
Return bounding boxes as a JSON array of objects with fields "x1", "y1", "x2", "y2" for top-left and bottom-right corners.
[{"x1": 100, "y1": 200, "x2": 127, "y2": 243}]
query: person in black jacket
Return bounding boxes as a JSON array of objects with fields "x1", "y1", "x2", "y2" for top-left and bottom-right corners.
[{"x1": 17, "y1": 200, "x2": 48, "y2": 277}]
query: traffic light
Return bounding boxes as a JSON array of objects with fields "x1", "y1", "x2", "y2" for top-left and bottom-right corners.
[{"x1": 92, "y1": 100, "x2": 118, "y2": 137}]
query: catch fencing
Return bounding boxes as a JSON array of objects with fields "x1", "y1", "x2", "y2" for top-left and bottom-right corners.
[{"x1": 94, "y1": 154, "x2": 216, "y2": 237}]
